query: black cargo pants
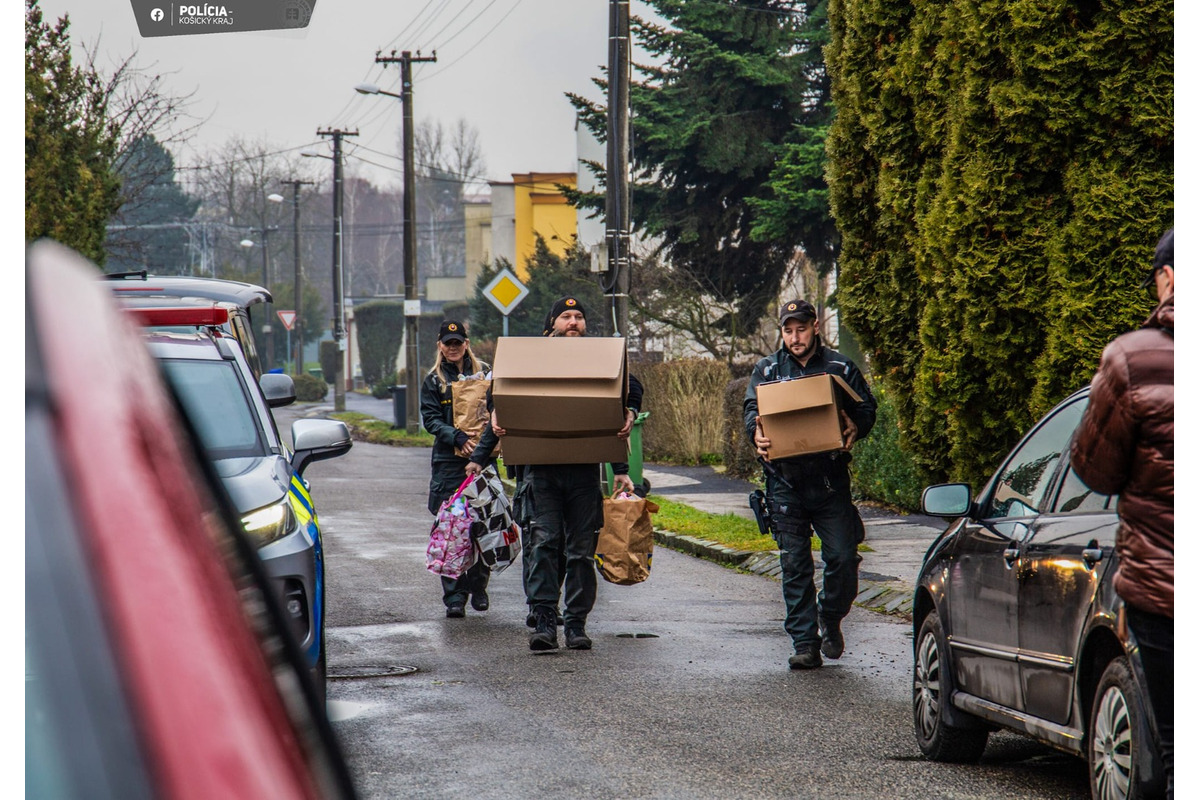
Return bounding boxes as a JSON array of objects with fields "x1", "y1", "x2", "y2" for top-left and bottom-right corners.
[
  {"x1": 524, "y1": 463, "x2": 604, "y2": 628},
  {"x1": 767, "y1": 460, "x2": 864, "y2": 650}
]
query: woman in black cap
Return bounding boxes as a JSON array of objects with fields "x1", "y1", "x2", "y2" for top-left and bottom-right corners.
[{"x1": 419, "y1": 320, "x2": 492, "y2": 618}]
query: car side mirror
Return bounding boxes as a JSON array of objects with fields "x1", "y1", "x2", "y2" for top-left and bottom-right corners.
[
  {"x1": 260, "y1": 373, "x2": 296, "y2": 408},
  {"x1": 291, "y1": 419, "x2": 352, "y2": 477},
  {"x1": 921, "y1": 483, "x2": 973, "y2": 517}
]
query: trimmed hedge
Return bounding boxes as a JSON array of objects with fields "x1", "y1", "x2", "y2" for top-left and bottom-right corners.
[
  {"x1": 848, "y1": 381, "x2": 926, "y2": 511},
  {"x1": 827, "y1": 0, "x2": 1173, "y2": 487},
  {"x1": 355, "y1": 301, "x2": 404, "y2": 392},
  {"x1": 291, "y1": 372, "x2": 327, "y2": 402}
]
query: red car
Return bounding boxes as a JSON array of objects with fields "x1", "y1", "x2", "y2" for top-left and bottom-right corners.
[{"x1": 25, "y1": 241, "x2": 357, "y2": 799}]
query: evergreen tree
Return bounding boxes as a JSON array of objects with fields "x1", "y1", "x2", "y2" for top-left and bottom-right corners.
[
  {"x1": 105, "y1": 134, "x2": 200, "y2": 273},
  {"x1": 569, "y1": 0, "x2": 833, "y2": 335},
  {"x1": 25, "y1": 0, "x2": 121, "y2": 264},
  {"x1": 827, "y1": 0, "x2": 1173, "y2": 486}
]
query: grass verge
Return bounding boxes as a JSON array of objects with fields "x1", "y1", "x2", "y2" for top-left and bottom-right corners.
[
  {"x1": 332, "y1": 412, "x2": 434, "y2": 447},
  {"x1": 648, "y1": 495, "x2": 873, "y2": 554}
]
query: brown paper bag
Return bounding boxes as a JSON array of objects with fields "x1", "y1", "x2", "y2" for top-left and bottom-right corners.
[
  {"x1": 451, "y1": 378, "x2": 494, "y2": 458},
  {"x1": 595, "y1": 492, "x2": 659, "y2": 585}
]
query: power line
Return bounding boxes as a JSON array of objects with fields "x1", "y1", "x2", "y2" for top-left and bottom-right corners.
[
  {"x1": 418, "y1": 0, "x2": 481, "y2": 51},
  {"x1": 405, "y1": 0, "x2": 454, "y2": 46},
  {"x1": 417, "y1": 0, "x2": 524, "y2": 83},
  {"x1": 176, "y1": 141, "x2": 324, "y2": 172},
  {"x1": 432, "y1": 0, "x2": 500, "y2": 50},
  {"x1": 378, "y1": 0, "x2": 440, "y2": 52},
  {"x1": 347, "y1": 143, "x2": 490, "y2": 185}
]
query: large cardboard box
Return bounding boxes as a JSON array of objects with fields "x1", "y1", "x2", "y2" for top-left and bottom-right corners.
[
  {"x1": 755, "y1": 373, "x2": 863, "y2": 459},
  {"x1": 491, "y1": 336, "x2": 630, "y2": 465}
]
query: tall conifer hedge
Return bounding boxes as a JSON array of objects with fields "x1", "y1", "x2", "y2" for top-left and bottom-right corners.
[{"x1": 826, "y1": 0, "x2": 1172, "y2": 486}]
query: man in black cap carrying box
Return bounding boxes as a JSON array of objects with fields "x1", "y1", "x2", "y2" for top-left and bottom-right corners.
[
  {"x1": 469, "y1": 295, "x2": 641, "y2": 652},
  {"x1": 744, "y1": 299, "x2": 877, "y2": 669}
]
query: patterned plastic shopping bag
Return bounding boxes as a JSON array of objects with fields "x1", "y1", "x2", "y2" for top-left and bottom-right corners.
[
  {"x1": 460, "y1": 465, "x2": 521, "y2": 572},
  {"x1": 426, "y1": 476, "x2": 478, "y2": 579}
]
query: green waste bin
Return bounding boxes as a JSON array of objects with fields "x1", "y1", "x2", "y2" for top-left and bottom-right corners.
[{"x1": 605, "y1": 411, "x2": 650, "y2": 495}]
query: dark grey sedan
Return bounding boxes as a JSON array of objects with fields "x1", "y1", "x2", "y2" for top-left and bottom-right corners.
[{"x1": 912, "y1": 388, "x2": 1166, "y2": 799}]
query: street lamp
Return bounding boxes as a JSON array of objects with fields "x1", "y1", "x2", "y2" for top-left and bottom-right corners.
[{"x1": 354, "y1": 83, "x2": 399, "y2": 99}]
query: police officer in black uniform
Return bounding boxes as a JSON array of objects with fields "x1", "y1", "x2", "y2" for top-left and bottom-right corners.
[
  {"x1": 468, "y1": 296, "x2": 641, "y2": 652},
  {"x1": 420, "y1": 320, "x2": 492, "y2": 618},
  {"x1": 743, "y1": 300, "x2": 876, "y2": 669}
]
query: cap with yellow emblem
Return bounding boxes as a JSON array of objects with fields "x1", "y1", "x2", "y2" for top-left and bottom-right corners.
[
  {"x1": 438, "y1": 320, "x2": 467, "y2": 344},
  {"x1": 778, "y1": 299, "x2": 817, "y2": 325}
]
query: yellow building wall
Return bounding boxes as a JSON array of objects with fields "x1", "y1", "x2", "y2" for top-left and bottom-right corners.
[{"x1": 511, "y1": 172, "x2": 577, "y2": 280}]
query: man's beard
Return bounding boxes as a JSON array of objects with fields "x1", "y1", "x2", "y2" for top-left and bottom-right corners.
[{"x1": 789, "y1": 335, "x2": 818, "y2": 361}]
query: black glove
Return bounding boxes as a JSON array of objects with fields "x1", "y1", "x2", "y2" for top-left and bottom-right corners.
[{"x1": 454, "y1": 430, "x2": 470, "y2": 449}]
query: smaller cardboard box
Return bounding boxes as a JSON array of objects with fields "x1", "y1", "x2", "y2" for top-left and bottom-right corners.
[
  {"x1": 492, "y1": 336, "x2": 630, "y2": 465},
  {"x1": 755, "y1": 373, "x2": 863, "y2": 459}
]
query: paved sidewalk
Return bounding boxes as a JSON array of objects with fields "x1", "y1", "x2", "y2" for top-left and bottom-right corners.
[
  {"x1": 642, "y1": 464, "x2": 946, "y2": 622},
  {"x1": 311, "y1": 393, "x2": 946, "y2": 621}
]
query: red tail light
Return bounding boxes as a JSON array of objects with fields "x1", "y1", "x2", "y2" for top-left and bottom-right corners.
[{"x1": 125, "y1": 306, "x2": 230, "y2": 327}]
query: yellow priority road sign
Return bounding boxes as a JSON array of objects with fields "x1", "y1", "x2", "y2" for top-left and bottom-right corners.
[{"x1": 483, "y1": 268, "x2": 529, "y2": 316}]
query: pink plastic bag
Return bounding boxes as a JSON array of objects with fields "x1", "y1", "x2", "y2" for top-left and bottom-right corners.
[{"x1": 426, "y1": 476, "x2": 477, "y2": 579}]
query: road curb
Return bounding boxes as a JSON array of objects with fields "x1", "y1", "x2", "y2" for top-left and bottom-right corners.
[{"x1": 653, "y1": 529, "x2": 915, "y2": 622}]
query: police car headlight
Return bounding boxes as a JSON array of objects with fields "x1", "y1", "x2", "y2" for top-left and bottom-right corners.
[{"x1": 241, "y1": 500, "x2": 297, "y2": 547}]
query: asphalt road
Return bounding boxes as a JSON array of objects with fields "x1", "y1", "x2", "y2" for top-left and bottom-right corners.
[{"x1": 277, "y1": 405, "x2": 1090, "y2": 800}]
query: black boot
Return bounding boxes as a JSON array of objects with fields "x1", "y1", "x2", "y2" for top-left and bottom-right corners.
[
  {"x1": 565, "y1": 625, "x2": 592, "y2": 650},
  {"x1": 529, "y1": 606, "x2": 559, "y2": 651},
  {"x1": 820, "y1": 618, "x2": 844, "y2": 660},
  {"x1": 527, "y1": 606, "x2": 564, "y2": 628}
]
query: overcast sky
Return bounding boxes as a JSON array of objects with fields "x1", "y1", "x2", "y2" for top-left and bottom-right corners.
[{"x1": 34, "y1": 0, "x2": 660, "y2": 191}]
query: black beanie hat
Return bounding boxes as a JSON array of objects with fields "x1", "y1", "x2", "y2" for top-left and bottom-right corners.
[{"x1": 543, "y1": 295, "x2": 586, "y2": 335}]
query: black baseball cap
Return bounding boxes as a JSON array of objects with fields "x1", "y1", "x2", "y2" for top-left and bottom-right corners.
[
  {"x1": 779, "y1": 299, "x2": 817, "y2": 325},
  {"x1": 438, "y1": 320, "x2": 467, "y2": 343},
  {"x1": 1141, "y1": 228, "x2": 1173, "y2": 288}
]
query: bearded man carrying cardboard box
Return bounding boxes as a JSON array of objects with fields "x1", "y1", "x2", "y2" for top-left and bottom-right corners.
[
  {"x1": 468, "y1": 296, "x2": 642, "y2": 652},
  {"x1": 743, "y1": 299, "x2": 877, "y2": 671}
]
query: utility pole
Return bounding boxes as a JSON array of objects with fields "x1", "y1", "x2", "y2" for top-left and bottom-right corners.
[
  {"x1": 256, "y1": 225, "x2": 278, "y2": 370},
  {"x1": 281, "y1": 178, "x2": 314, "y2": 374},
  {"x1": 377, "y1": 49, "x2": 436, "y2": 434},
  {"x1": 317, "y1": 128, "x2": 358, "y2": 412},
  {"x1": 606, "y1": 0, "x2": 632, "y2": 339}
]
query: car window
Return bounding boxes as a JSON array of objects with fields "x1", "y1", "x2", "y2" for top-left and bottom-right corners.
[
  {"x1": 1052, "y1": 464, "x2": 1115, "y2": 514},
  {"x1": 160, "y1": 359, "x2": 267, "y2": 459},
  {"x1": 228, "y1": 312, "x2": 263, "y2": 378},
  {"x1": 986, "y1": 398, "x2": 1087, "y2": 519}
]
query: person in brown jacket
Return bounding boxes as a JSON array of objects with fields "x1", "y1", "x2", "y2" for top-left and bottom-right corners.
[{"x1": 1070, "y1": 227, "x2": 1173, "y2": 797}]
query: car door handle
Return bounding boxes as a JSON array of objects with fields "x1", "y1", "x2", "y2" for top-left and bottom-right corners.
[
  {"x1": 1083, "y1": 547, "x2": 1104, "y2": 567},
  {"x1": 1003, "y1": 547, "x2": 1020, "y2": 566}
]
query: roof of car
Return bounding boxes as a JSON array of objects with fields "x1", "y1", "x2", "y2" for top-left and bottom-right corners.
[{"x1": 105, "y1": 273, "x2": 272, "y2": 306}]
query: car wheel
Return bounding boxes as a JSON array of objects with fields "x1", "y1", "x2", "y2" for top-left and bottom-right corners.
[
  {"x1": 913, "y1": 610, "x2": 989, "y2": 762},
  {"x1": 1089, "y1": 658, "x2": 1145, "y2": 800}
]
